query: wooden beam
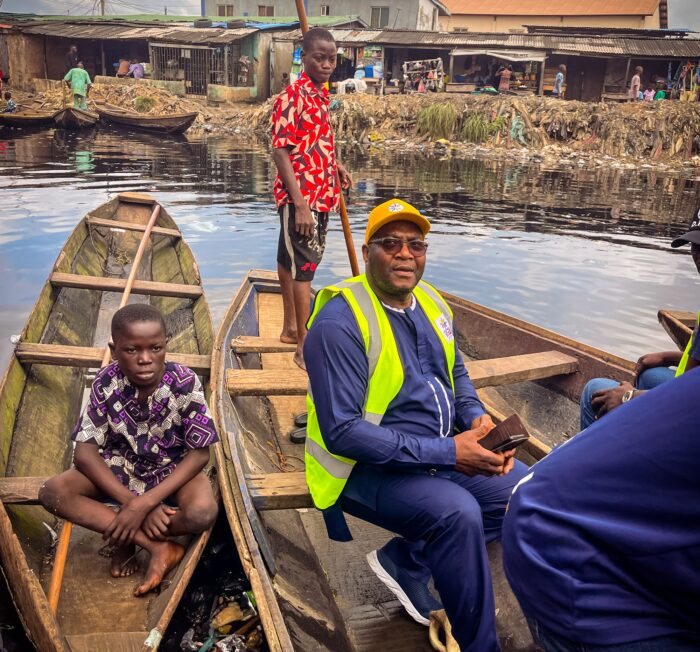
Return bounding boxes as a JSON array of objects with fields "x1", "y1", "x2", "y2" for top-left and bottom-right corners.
[
  {"x1": 117, "y1": 191, "x2": 155, "y2": 205},
  {"x1": 15, "y1": 342, "x2": 210, "y2": 374},
  {"x1": 226, "y1": 350, "x2": 578, "y2": 397},
  {"x1": 247, "y1": 472, "x2": 311, "y2": 511},
  {"x1": 87, "y1": 216, "x2": 180, "y2": 238},
  {"x1": 466, "y1": 351, "x2": 578, "y2": 389},
  {"x1": 0, "y1": 476, "x2": 45, "y2": 504},
  {"x1": 50, "y1": 272, "x2": 203, "y2": 299},
  {"x1": 231, "y1": 336, "x2": 296, "y2": 354}
]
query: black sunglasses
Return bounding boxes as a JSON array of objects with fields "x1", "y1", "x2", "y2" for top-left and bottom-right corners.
[{"x1": 368, "y1": 237, "x2": 428, "y2": 257}]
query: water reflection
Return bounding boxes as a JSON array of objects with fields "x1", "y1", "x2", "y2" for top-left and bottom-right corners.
[{"x1": 0, "y1": 127, "x2": 698, "y2": 369}]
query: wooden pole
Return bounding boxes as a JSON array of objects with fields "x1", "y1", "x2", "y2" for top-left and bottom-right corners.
[
  {"x1": 293, "y1": 0, "x2": 359, "y2": 276},
  {"x1": 47, "y1": 202, "x2": 162, "y2": 615}
]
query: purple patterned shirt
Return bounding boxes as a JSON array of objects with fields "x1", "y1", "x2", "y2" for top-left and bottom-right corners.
[{"x1": 72, "y1": 361, "x2": 218, "y2": 495}]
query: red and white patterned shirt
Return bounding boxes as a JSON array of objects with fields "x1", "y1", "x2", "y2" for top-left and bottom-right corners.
[{"x1": 272, "y1": 72, "x2": 339, "y2": 212}]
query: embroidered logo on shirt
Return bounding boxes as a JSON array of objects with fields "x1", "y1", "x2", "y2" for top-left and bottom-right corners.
[
  {"x1": 435, "y1": 315, "x2": 454, "y2": 342},
  {"x1": 388, "y1": 202, "x2": 405, "y2": 213}
]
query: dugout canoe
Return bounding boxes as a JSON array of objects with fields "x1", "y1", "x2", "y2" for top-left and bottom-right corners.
[
  {"x1": 54, "y1": 107, "x2": 99, "y2": 130},
  {"x1": 0, "y1": 192, "x2": 216, "y2": 652},
  {"x1": 658, "y1": 308, "x2": 694, "y2": 351},
  {"x1": 212, "y1": 269, "x2": 637, "y2": 652},
  {"x1": 0, "y1": 110, "x2": 58, "y2": 128},
  {"x1": 96, "y1": 103, "x2": 198, "y2": 134}
]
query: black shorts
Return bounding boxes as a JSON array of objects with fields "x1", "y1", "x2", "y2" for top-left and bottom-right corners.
[{"x1": 277, "y1": 203, "x2": 329, "y2": 282}]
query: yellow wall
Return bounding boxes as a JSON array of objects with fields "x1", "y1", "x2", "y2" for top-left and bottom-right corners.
[{"x1": 441, "y1": 12, "x2": 660, "y2": 32}]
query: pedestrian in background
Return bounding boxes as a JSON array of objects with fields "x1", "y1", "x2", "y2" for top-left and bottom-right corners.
[
  {"x1": 553, "y1": 64, "x2": 566, "y2": 98},
  {"x1": 64, "y1": 61, "x2": 92, "y2": 110},
  {"x1": 629, "y1": 65, "x2": 643, "y2": 100},
  {"x1": 65, "y1": 44, "x2": 79, "y2": 73}
]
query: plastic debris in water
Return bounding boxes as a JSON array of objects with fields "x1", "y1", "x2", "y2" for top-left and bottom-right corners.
[
  {"x1": 180, "y1": 628, "x2": 198, "y2": 652},
  {"x1": 214, "y1": 634, "x2": 246, "y2": 652}
]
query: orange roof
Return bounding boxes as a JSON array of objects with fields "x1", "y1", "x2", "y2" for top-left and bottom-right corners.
[{"x1": 444, "y1": 0, "x2": 659, "y2": 16}]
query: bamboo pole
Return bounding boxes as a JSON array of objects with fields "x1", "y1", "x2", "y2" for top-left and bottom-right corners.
[
  {"x1": 293, "y1": 0, "x2": 359, "y2": 276},
  {"x1": 48, "y1": 202, "x2": 162, "y2": 614}
]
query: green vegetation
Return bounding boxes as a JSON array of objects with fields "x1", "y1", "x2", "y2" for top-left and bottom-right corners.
[
  {"x1": 417, "y1": 103, "x2": 458, "y2": 139},
  {"x1": 134, "y1": 96, "x2": 156, "y2": 113},
  {"x1": 461, "y1": 113, "x2": 506, "y2": 143}
]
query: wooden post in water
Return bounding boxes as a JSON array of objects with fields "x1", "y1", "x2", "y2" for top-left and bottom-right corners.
[
  {"x1": 47, "y1": 202, "x2": 162, "y2": 614},
  {"x1": 293, "y1": 0, "x2": 359, "y2": 276}
]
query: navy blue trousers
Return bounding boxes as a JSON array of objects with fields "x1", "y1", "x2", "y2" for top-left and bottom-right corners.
[{"x1": 341, "y1": 461, "x2": 530, "y2": 652}]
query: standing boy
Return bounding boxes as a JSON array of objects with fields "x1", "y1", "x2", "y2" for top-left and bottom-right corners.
[
  {"x1": 64, "y1": 61, "x2": 92, "y2": 110},
  {"x1": 553, "y1": 64, "x2": 566, "y2": 98},
  {"x1": 629, "y1": 65, "x2": 643, "y2": 100},
  {"x1": 271, "y1": 27, "x2": 352, "y2": 370},
  {"x1": 40, "y1": 304, "x2": 218, "y2": 597}
]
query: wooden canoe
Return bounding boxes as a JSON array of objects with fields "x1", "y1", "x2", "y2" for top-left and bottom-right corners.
[
  {"x1": 54, "y1": 107, "x2": 100, "y2": 130},
  {"x1": 0, "y1": 192, "x2": 216, "y2": 652},
  {"x1": 0, "y1": 111, "x2": 58, "y2": 128},
  {"x1": 212, "y1": 269, "x2": 636, "y2": 652},
  {"x1": 96, "y1": 104, "x2": 198, "y2": 134},
  {"x1": 658, "y1": 308, "x2": 694, "y2": 351}
]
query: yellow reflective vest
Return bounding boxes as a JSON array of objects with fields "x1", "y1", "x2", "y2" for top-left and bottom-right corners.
[
  {"x1": 305, "y1": 274, "x2": 456, "y2": 511},
  {"x1": 675, "y1": 311, "x2": 700, "y2": 377}
]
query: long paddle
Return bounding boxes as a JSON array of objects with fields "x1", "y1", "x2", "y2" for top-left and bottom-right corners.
[
  {"x1": 293, "y1": 0, "x2": 359, "y2": 276},
  {"x1": 47, "y1": 202, "x2": 162, "y2": 614}
]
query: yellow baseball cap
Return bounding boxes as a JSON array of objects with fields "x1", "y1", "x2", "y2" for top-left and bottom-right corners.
[{"x1": 364, "y1": 198, "x2": 431, "y2": 244}]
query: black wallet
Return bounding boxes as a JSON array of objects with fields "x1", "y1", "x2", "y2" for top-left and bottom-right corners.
[{"x1": 478, "y1": 414, "x2": 530, "y2": 453}]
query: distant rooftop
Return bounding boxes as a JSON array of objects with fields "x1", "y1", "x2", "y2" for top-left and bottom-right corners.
[{"x1": 443, "y1": 0, "x2": 660, "y2": 16}]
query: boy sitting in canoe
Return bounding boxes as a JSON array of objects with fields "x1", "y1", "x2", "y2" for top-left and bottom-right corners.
[{"x1": 40, "y1": 304, "x2": 219, "y2": 596}]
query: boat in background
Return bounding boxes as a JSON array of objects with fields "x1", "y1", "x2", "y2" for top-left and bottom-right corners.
[
  {"x1": 0, "y1": 192, "x2": 216, "y2": 651},
  {"x1": 54, "y1": 107, "x2": 99, "y2": 130},
  {"x1": 212, "y1": 270, "x2": 635, "y2": 651},
  {"x1": 658, "y1": 308, "x2": 694, "y2": 351},
  {"x1": 0, "y1": 110, "x2": 58, "y2": 128},
  {"x1": 95, "y1": 103, "x2": 198, "y2": 134}
]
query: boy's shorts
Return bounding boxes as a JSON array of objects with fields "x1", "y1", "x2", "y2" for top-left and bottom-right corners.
[{"x1": 277, "y1": 203, "x2": 329, "y2": 282}]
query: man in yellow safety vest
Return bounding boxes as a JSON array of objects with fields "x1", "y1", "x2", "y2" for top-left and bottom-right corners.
[
  {"x1": 303, "y1": 198, "x2": 529, "y2": 652},
  {"x1": 579, "y1": 205, "x2": 700, "y2": 429}
]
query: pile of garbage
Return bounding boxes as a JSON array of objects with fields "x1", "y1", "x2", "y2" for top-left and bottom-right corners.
[
  {"x1": 251, "y1": 92, "x2": 700, "y2": 163},
  {"x1": 161, "y1": 518, "x2": 266, "y2": 652}
]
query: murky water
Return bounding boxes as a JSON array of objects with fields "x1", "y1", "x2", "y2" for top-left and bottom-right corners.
[
  {"x1": 1, "y1": 127, "x2": 698, "y2": 368},
  {"x1": 0, "y1": 126, "x2": 699, "y2": 648}
]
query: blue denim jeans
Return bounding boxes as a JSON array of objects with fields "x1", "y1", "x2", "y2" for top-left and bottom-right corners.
[
  {"x1": 527, "y1": 617, "x2": 700, "y2": 652},
  {"x1": 579, "y1": 366, "x2": 676, "y2": 430}
]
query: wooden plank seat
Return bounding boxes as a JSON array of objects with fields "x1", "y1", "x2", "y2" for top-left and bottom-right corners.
[
  {"x1": 0, "y1": 477, "x2": 45, "y2": 504},
  {"x1": 227, "y1": 350, "x2": 578, "y2": 396},
  {"x1": 15, "y1": 342, "x2": 210, "y2": 373},
  {"x1": 50, "y1": 272, "x2": 203, "y2": 299},
  {"x1": 87, "y1": 216, "x2": 181, "y2": 238},
  {"x1": 231, "y1": 336, "x2": 297, "y2": 354}
]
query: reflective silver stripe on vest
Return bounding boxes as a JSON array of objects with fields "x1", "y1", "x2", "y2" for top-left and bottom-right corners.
[
  {"x1": 419, "y1": 282, "x2": 451, "y2": 321},
  {"x1": 306, "y1": 437, "x2": 353, "y2": 479},
  {"x1": 364, "y1": 411, "x2": 383, "y2": 425},
  {"x1": 341, "y1": 281, "x2": 383, "y2": 378}
]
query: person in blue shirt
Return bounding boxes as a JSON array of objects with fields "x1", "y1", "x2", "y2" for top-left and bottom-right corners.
[
  {"x1": 502, "y1": 368, "x2": 700, "y2": 652},
  {"x1": 579, "y1": 205, "x2": 700, "y2": 430},
  {"x1": 304, "y1": 198, "x2": 529, "y2": 652}
]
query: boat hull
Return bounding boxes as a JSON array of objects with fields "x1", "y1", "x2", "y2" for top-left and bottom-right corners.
[
  {"x1": 97, "y1": 106, "x2": 198, "y2": 134},
  {"x1": 0, "y1": 193, "x2": 215, "y2": 651},
  {"x1": 213, "y1": 270, "x2": 636, "y2": 651},
  {"x1": 0, "y1": 111, "x2": 58, "y2": 127},
  {"x1": 54, "y1": 108, "x2": 99, "y2": 129}
]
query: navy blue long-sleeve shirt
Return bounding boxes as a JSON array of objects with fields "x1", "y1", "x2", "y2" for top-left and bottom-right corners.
[{"x1": 304, "y1": 293, "x2": 486, "y2": 472}]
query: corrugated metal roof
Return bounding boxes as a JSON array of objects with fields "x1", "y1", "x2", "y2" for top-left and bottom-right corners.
[
  {"x1": 276, "y1": 27, "x2": 700, "y2": 57},
  {"x1": 443, "y1": 0, "x2": 659, "y2": 16},
  {"x1": 19, "y1": 21, "x2": 256, "y2": 44}
]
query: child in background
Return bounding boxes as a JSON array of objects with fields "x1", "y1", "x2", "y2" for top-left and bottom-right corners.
[
  {"x1": 553, "y1": 64, "x2": 566, "y2": 99},
  {"x1": 40, "y1": 304, "x2": 218, "y2": 596},
  {"x1": 643, "y1": 85, "x2": 654, "y2": 101},
  {"x1": 2, "y1": 92, "x2": 16, "y2": 113}
]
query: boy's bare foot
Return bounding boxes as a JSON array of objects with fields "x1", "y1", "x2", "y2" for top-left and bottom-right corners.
[
  {"x1": 133, "y1": 541, "x2": 185, "y2": 597},
  {"x1": 293, "y1": 350, "x2": 306, "y2": 371},
  {"x1": 110, "y1": 544, "x2": 139, "y2": 578},
  {"x1": 280, "y1": 330, "x2": 297, "y2": 344}
]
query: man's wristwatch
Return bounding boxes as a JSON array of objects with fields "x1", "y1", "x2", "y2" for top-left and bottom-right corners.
[{"x1": 621, "y1": 388, "x2": 636, "y2": 403}]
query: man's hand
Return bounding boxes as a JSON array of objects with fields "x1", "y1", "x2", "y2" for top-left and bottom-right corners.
[
  {"x1": 337, "y1": 162, "x2": 353, "y2": 190},
  {"x1": 142, "y1": 504, "x2": 177, "y2": 541},
  {"x1": 103, "y1": 496, "x2": 152, "y2": 546},
  {"x1": 591, "y1": 381, "x2": 634, "y2": 419},
  {"x1": 634, "y1": 351, "x2": 675, "y2": 381},
  {"x1": 293, "y1": 200, "x2": 315, "y2": 239},
  {"x1": 454, "y1": 425, "x2": 507, "y2": 477},
  {"x1": 471, "y1": 413, "x2": 495, "y2": 433}
]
